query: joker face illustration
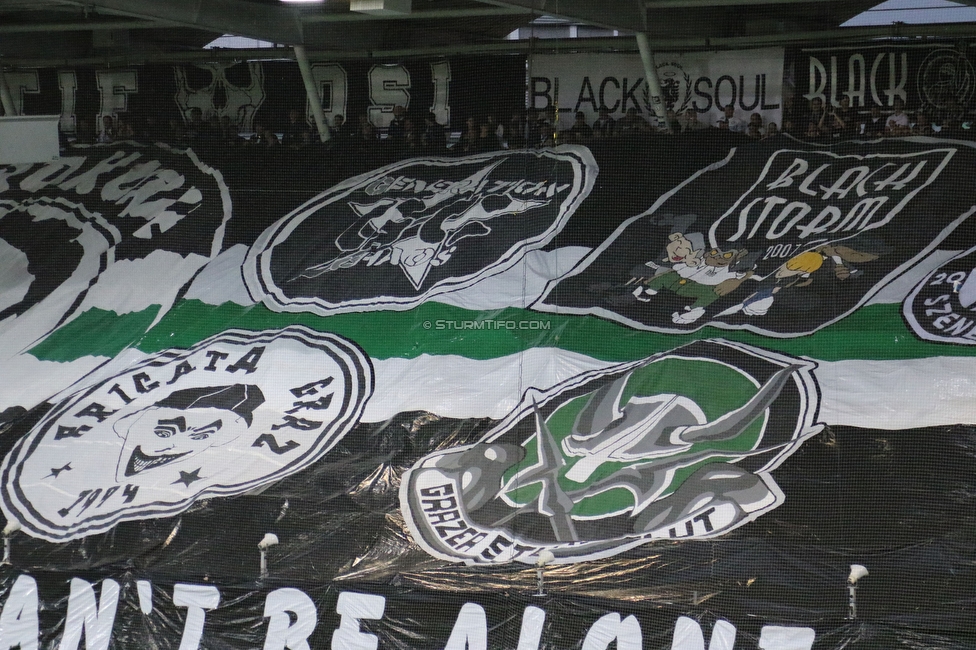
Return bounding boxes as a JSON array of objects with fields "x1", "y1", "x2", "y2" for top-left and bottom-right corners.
[
  {"x1": 1, "y1": 327, "x2": 373, "y2": 542},
  {"x1": 114, "y1": 384, "x2": 265, "y2": 482}
]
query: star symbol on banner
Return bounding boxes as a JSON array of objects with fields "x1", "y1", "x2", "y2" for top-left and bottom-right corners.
[
  {"x1": 45, "y1": 463, "x2": 73, "y2": 479},
  {"x1": 172, "y1": 468, "x2": 203, "y2": 487}
]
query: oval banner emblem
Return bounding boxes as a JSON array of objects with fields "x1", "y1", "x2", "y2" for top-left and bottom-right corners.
[{"x1": 1, "y1": 326, "x2": 373, "y2": 541}]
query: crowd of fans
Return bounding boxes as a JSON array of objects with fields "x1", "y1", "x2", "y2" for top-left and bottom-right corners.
[
  {"x1": 783, "y1": 95, "x2": 971, "y2": 140},
  {"x1": 69, "y1": 95, "x2": 975, "y2": 164}
]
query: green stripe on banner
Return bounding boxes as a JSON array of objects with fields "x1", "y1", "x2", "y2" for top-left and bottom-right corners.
[
  {"x1": 29, "y1": 300, "x2": 976, "y2": 364},
  {"x1": 28, "y1": 306, "x2": 161, "y2": 360}
]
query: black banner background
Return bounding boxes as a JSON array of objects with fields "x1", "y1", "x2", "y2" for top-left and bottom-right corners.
[
  {"x1": 786, "y1": 44, "x2": 976, "y2": 129},
  {"x1": 2, "y1": 128, "x2": 976, "y2": 647},
  {"x1": 17, "y1": 56, "x2": 527, "y2": 134}
]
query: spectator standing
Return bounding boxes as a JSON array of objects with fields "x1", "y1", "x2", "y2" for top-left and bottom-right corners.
[
  {"x1": 830, "y1": 96, "x2": 856, "y2": 138},
  {"x1": 913, "y1": 111, "x2": 934, "y2": 136},
  {"x1": 459, "y1": 116, "x2": 481, "y2": 153},
  {"x1": 885, "y1": 98, "x2": 911, "y2": 136},
  {"x1": 506, "y1": 111, "x2": 525, "y2": 148},
  {"x1": 862, "y1": 104, "x2": 885, "y2": 136},
  {"x1": 476, "y1": 121, "x2": 499, "y2": 152},
  {"x1": 185, "y1": 107, "x2": 216, "y2": 146},
  {"x1": 524, "y1": 110, "x2": 544, "y2": 148},
  {"x1": 388, "y1": 105, "x2": 407, "y2": 143},
  {"x1": 281, "y1": 108, "x2": 309, "y2": 148},
  {"x1": 662, "y1": 109, "x2": 680, "y2": 133},
  {"x1": 75, "y1": 118, "x2": 96, "y2": 144},
  {"x1": 538, "y1": 108, "x2": 557, "y2": 146},
  {"x1": 617, "y1": 107, "x2": 649, "y2": 134},
  {"x1": 748, "y1": 112, "x2": 764, "y2": 134},
  {"x1": 249, "y1": 122, "x2": 279, "y2": 147},
  {"x1": 938, "y1": 97, "x2": 965, "y2": 135},
  {"x1": 330, "y1": 115, "x2": 349, "y2": 141},
  {"x1": 423, "y1": 113, "x2": 447, "y2": 154},
  {"x1": 219, "y1": 116, "x2": 241, "y2": 146},
  {"x1": 679, "y1": 108, "x2": 707, "y2": 132},
  {"x1": 486, "y1": 113, "x2": 505, "y2": 148},
  {"x1": 401, "y1": 117, "x2": 422, "y2": 158},
  {"x1": 592, "y1": 106, "x2": 616, "y2": 138},
  {"x1": 564, "y1": 111, "x2": 593, "y2": 144},
  {"x1": 716, "y1": 105, "x2": 746, "y2": 132},
  {"x1": 805, "y1": 98, "x2": 826, "y2": 137},
  {"x1": 98, "y1": 115, "x2": 114, "y2": 143}
]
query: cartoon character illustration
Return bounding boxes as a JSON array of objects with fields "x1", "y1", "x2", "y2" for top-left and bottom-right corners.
[
  {"x1": 114, "y1": 384, "x2": 265, "y2": 482},
  {"x1": 631, "y1": 240, "x2": 755, "y2": 324},
  {"x1": 718, "y1": 244, "x2": 879, "y2": 318},
  {"x1": 628, "y1": 231, "x2": 705, "y2": 301}
]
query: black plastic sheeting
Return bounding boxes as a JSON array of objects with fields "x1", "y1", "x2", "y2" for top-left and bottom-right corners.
[
  {"x1": 2, "y1": 132, "x2": 976, "y2": 648},
  {"x1": 3, "y1": 412, "x2": 976, "y2": 647}
]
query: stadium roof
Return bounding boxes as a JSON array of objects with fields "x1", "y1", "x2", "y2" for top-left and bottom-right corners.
[{"x1": 1, "y1": 0, "x2": 976, "y2": 67}]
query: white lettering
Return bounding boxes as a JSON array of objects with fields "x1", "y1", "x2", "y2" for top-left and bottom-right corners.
[
  {"x1": 367, "y1": 64, "x2": 411, "y2": 129},
  {"x1": 263, "y1": 588, "x2": 318, "y2": 650},
  {"x1": 581, "y1": 613, "x2": 642, "y2": 650},
  {"x1": 516, "y1": 606, "x2": 545, "y2": 650},
  {"x1": 58, "y1": 579, "x2": 120, "y2": 650},
  {"x1": 0, "y1": 575, "x2": 39, "y2": 650},
  {"x1": 310, "y1": 64, "x2": 349, "y2": 127},
  {"x1": 331, "y1": 592, "x2": 385, "y2": 650},
  {"x1": 444, "y1": 602, "x2": 487, "y2": 650},
  {"x1": 757, "y1": 625, "x2": 815, "y2": 650},
  {"x1": 671, "y1": 616, "x2": 736, "y2": 650},
  {"x1": 172, "y1": 583, "x2": 220, "y2": 650}
]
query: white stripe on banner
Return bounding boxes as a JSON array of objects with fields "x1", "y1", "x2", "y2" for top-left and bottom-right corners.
[
  {"x1": 5, "y1": 347, "x2": 974, "y2": 431},
  {"x1": 369, "y1": 351, "x2": 976, "y2": 429},
  {"x1": 817, "y1": 357, "x2": 976, "y2": 429},
  {"x1": 365, "y1": 349, "x2": 620, "y2": 423}
]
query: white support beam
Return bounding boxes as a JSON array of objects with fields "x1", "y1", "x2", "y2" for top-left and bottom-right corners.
[
  {"x1": 636, "y1": 32, "x2": 668, "y2": 130},
  {"x1": 0, "y1": 68, "x2": 16, "y2": 117},
  {"x1": 294, "y1": 44, "x2": 330, "y2": 143}
]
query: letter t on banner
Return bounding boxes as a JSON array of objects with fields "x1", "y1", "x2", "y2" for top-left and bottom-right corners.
[{"x1": 173, "y1": 584, "x2": 221, "y2": 650}]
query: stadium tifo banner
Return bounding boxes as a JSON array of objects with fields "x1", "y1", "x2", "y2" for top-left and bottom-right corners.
[
  {"x1": 534, "y1": 139, "x2": 974, "y2": 338},
  {"x1": 8, "y1": 55, "x2": 525, "y2": 133},
  {"x1": 788, "y1": 44, "x2": 976, "y2": 114},
  {"x1": 0, "y1": 573, "x2": 824, "y2": 650},
  {"x1": 530, "y1": 49, "x2": 784, "y2": 129},
  {"x1": 2, "y1": 134, "x2": 976, "y2": 648}
]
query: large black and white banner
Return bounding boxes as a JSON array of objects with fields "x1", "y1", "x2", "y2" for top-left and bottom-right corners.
[
  {"x1": 10, "y1": 56, "x2": 526, "y2": 134},
  {"x1": 4, "y1": 121, "x2": 976, "y2": 647},
  {"x1": 534, "y1": 137, "x2": 976, "y2": 337},
  {"x1": 788, "y1": 44, "x2": 976, "y2": 114},
  {"x1": 530, "y1": 49, "x2": 784, "y2": 129},
  {"x1": 244, "y1": 146, "x2": 597, "y2": 315}
]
